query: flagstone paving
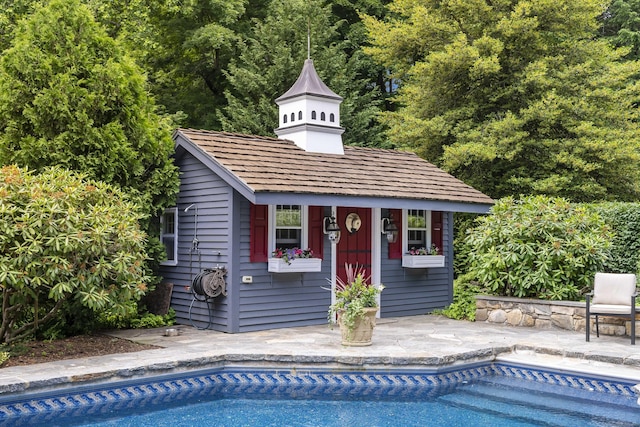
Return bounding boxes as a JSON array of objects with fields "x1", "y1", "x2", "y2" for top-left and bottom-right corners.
[{"x1": 1, "y1": 315, "x2": 639, "y2": 396}]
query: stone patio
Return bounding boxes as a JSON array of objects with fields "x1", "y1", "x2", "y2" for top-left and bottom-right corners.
[{"x1": 0, "y1": 315, "x2": 639, "y2": 396}]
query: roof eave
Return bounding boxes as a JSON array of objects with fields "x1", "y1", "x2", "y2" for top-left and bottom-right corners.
[
  {"x1": 174, "y1": 130, "x2": 257, "y2": 203},
  {"x1": 252, "y1": 191, "x2": 493, "y2": 213}
]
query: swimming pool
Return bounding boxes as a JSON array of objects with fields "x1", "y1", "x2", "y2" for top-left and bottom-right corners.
[{"x1": 1, "y1": 363, "x2": 638, "y2": 426}]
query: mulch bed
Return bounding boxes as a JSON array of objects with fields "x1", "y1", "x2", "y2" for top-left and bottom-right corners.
[{"x1": 1, "y1": 334, "x2": 158, "y2": 368}]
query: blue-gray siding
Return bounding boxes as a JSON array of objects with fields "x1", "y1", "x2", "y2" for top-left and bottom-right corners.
[
  {"x1": 235, "y1": 200, "x2": 331, "y2": 332},
  {"x1": 158, "y1": 153, "x2": 233, "y2": 332},
  {"x1": 161, "y1": 151, "x2": 455, "y2": 332},
  {"x1": 380, "y1": 212, "x2": 454, "y2": 317}
]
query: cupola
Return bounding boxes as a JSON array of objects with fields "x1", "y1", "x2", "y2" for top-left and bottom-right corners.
[{"x1": 274, "y1": 59, "x2": 344, "y2": 155}]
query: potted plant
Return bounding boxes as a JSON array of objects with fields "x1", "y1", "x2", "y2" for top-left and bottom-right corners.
[
  {"x1": 402, "y1": 244, "x2": 445, "y2": 268},
  {"x1": 328, "y1": 263, "x2": 384, "y2": 346},
  {"x1": 268, "y1": 247, "x2": 321, "y2": 273}
]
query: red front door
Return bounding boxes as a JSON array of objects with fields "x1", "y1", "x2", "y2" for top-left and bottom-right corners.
[{"x1": 336, "y1": 207, "x2": 372, "y2": 284}]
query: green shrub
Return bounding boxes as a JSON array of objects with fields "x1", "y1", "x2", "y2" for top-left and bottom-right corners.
[
  {"x1": 465, "y1": 195, "x2": 611, "y2": 301},
  {"x1": 99, "y1": 304, "x2": 176, "y2": 329},
  {"x1": 589, "y1": 203, "x2": 640, "y2": 274},
  {"x1": 0, "y1": 166, "x2": 150, "y2": 344},
  {"x1": 453, "y1": 213, "x2": 481, "y2": 278},
  {"x1": 437, "y1": 273, "x2": 483, "y2": 321},
  {"x1": 0, "y1": 351, "x2": 9, "y2": 366},
  {"x1": 130, "y1": 309, "x2": 176, "y2": 329}
]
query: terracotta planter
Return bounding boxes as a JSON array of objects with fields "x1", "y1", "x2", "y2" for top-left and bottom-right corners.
[{"x1": 339, "y1": 307, "x2": 379, "y2": 346}]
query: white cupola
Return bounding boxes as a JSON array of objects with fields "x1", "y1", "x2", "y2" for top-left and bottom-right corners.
[{"x1": 274, "y1": 59, "x2": 344, "y2": 155}]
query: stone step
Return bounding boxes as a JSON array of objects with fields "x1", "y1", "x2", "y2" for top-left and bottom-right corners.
[{"x1": 436, "y1": 378, "x2": 639, "y2": 426}]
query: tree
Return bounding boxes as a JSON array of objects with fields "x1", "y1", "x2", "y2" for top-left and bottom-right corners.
[
  {"x1": 364, "y1": 0, "x2": 640, "y2": 201},
  {"x1": 330, "y1": 0, "x2": 396, "y2": 112},
  {"x1": 600, "y1": 0, "x2": 640, "y2": 60},
  {"x1": 138, "y1": 0, "x2": 248, "y2": 129},
  {"x1": 220, "y1": 0, "x2": 388, "y2": 147},
  {"x1": 0, "y1": 0, "x2": 179, "y2": 225},
  {"x1": 0, "y1": 166, "x2": 150, "y2": 344},
  {"x1": 0, "y1": 0, "x2": 35, "y2": 52}
]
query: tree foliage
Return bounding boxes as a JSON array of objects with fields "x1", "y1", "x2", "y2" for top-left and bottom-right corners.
[
  {"x1": 364, "y1": 0, "x2": 640, "y2": 201},
  {"x1": 220, "y1": 0, "x2": 388, "y2": 147},
  {"x1": 0, "y1": 0, "x2": 35, "y2": 52},
  {"x1": 465, "y1": 196, "x2": 612, "y2": 301},
  {"x1": 138, "y1": 0, "x2": 248, "y2": 129},
  {"x1": 0, "y1": 166, "x2": 150, "y2": 344},
  {"x1": 0, "y1": 0, "x2": 179, "y2": 222},
  {"x1": 590, "y1": 203, "x2": 640, "y2": 274},
  {"x1": 600, "y1": 0, "x2": 640, "y2": 60}
]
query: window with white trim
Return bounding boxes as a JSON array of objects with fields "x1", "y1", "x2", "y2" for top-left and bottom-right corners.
[
  {"x1": 406, "y1": 209, "x2": 431, "y2": 251},
  {"x1": 271, "y1": 205, "x2": 308, "y2": 250},
  {"x1": 160, "y1": 207, "x2": 178, "y2": 265}
]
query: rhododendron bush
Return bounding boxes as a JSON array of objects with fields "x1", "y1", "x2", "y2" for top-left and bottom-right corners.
[{"x1": 0, "y1": 166, "x2": 149, "y2": 344}]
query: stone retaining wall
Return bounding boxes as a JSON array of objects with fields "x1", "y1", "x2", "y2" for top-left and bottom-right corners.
[{"x1": 475, "y1": 295, "x2": 640, "y2": 338}]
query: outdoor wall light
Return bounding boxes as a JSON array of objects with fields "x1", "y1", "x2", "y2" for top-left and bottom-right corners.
[
  {"x1": 323, "y1": 215, "x2": 341, "y2": 244},
  {"x1": 381, "y1": 215, "x2": 399, "y2": 244}
]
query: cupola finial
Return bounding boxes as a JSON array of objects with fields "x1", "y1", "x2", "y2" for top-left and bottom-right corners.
[{"x1": 307, "y1": 19, "x2": 311, "y2": 60}]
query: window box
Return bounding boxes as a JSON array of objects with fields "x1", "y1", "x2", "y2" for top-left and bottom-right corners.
[
  {"x1": 402, "y1": 255, "x2": 445, "y2": 268},
  {"x1": 268, "y1": 258, "x2": 322, "y2": 273}
]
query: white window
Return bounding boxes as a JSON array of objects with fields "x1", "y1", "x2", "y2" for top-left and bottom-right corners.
[
  {"x1": 270, "y1": 205, "x2": 308, "y2": 250},
  {"x1": 405, "y1": 209, "x2": 431, "y2": 252},
  {"x1": 160, "y1": 207, "x2": 178, "y2": 265}
]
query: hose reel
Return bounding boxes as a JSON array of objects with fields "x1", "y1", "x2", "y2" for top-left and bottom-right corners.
[
  {"x1": 191, "y1": 267, "x2": 227, "y2": 298},
  {"x1": 189, "y1": 266, "x2": 227, "y2": 330}
]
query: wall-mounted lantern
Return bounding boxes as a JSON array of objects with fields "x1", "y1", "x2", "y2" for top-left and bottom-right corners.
[
  {"x1": 381, "y1": 215, "x2": 399, "y2": 243},
  {"x1": 323, "y1": 215, "x2": 341, "y2": 244}
]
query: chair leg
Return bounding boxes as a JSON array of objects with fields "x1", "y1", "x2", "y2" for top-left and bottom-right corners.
[
  {"x1": 586, "y1": 319, "x2": 590, "y2": 342},
  {"x1": 595, "y1": 315, "x2": 600, "y2": 338},
  {"x1": 585, "y1": 295, "x2": 590, "y2": 342},
  {"x1": 632, "y1": 297, "x2": 636, "y2": 346}
]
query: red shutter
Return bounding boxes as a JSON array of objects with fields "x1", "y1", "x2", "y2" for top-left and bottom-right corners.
[
  {"x1": 432, "y1": 211, "x2": 443, "y2": 252},
  {"x1": 250, "y1": 204, "x2": 269, "y2": 262},
  {"x1": 308, "y1": 206, "x2": 324, "y2": 259},
  {"x1": 388, "y1": 208, "x2": 403, "y2": 259}
]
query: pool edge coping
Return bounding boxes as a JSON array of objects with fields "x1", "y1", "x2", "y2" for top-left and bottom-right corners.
[{"x1": 1, "y1": 343, "x2": 640, "y2": 397}]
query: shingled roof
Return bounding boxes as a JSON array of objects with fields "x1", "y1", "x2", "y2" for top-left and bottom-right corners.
[{"x1": 174, "y1": 129, "x2": 493, "y2": 209}]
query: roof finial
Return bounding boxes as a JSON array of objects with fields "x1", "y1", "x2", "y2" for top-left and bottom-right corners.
[{"x1": 307, "y1": 19, "x2": 311, "y2": 60}]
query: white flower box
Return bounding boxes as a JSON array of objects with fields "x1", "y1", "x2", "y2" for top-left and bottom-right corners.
[
  {"x1": 268, "y1": 258, "x2": 322, "y2": 273},
  {"x1": 402, "y1": 255, "x2": 445, "y2": 268}
]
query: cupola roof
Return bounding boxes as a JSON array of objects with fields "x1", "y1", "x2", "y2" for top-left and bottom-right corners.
[{"x1": 275, "y1": 59, "x2": 342, "y2": 103}]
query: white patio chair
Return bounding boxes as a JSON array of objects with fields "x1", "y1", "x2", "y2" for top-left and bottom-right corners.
[{"x1": 585, "y1": 272, "x2": 638, "y2": 345}]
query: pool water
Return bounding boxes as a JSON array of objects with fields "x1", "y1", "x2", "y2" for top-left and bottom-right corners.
[{"x1": 2, "y1": 364, "x2": 638, "y2": 427}]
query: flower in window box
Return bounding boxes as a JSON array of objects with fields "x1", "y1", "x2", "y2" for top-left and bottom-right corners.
[
  {"x1": 408, "y1": 244, "x2": 440, "y2": 256},
  {"x1": 408, "y1": 247, "x2": 427, "y2": 255},
  {"x1": 271, "y1": 247, "x2": 314, "y2": 265}
]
